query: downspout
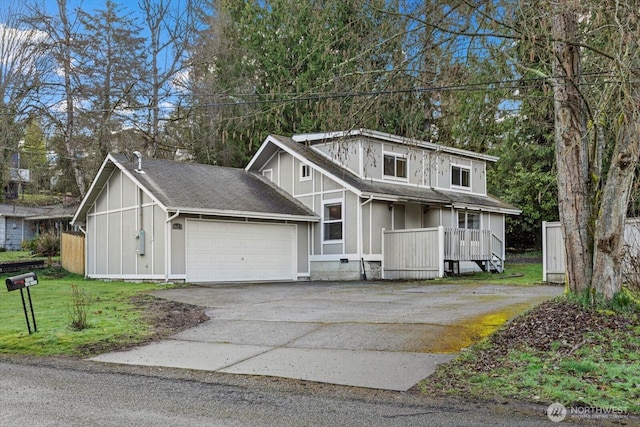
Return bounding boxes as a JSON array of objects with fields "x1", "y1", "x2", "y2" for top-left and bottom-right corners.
[
  {"x1": 359, "y1": 196, "x2": 373, "y2": 280},
  {"x1": 166, "y1": 210, "x2": 180, "y2": 223}
]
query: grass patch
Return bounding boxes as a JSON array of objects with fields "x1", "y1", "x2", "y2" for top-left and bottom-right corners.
[
  {"x1": 0, "y1": 270, "x2": 175, "y2": 357},
  {"x1": 421, "y1": 298, "x2": 640, "y2": 415},
  {"x1": 0, "y1": 250, "x2": 50, "y2": 263},
  {"x1": 431, "y1": 262, "x2": 544, "y2": 286}
]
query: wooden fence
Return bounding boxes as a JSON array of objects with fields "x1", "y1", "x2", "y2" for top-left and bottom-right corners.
[
  {"x1": 382, "y1": 226, "x2": 444, "y2": 280},
  {"x1": 61, "y1": 232, "x2": 85, "y2": 275},
  {"x1": 543, "y1": 219, "x2": 640, "y2": 283}
]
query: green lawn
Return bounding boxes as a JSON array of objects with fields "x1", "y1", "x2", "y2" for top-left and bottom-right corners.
[
  {"x1": 0, "y1": 268, "x2": 171, "y2": 356},
  {"x1": 430, "y1": 262, "x2": 545, "y2": 286},
  {"x1": 2, "y1": 251, "x2": 638, "y2": 418}
]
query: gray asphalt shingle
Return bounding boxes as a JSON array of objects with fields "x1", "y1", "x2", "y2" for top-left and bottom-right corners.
[{"x1": 112, "y1": 154, "x2": 316, "y2": 219}]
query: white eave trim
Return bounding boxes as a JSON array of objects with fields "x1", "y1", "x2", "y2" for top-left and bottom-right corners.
[
  {"x1": 449, "y1": 203, "x2": 521, "y2": 215},
  {"x1": 72, "y1": 153, "x2": 171, "y2": 225},
  {"x1": 166, "y1": 207, "x2": 319, "y2": 222},
  {"x1": 251, "y1": 135, "x2": 364, "y2": 197},
  {"x1": 292, "y1": 128, "x2": 499, "y2": 163}
]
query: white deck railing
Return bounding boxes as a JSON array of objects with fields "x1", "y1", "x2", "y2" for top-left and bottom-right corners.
[
  {"x1": 444, "y1": 228, "x2": 491, "y2": 261},
  {"x1": 382, "y1": 227, "x2": 503, "y2": 279}
]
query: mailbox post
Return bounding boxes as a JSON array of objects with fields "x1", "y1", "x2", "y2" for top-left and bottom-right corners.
[{"x1": 6, "y1": 272, "x2": 38, "y2": 334}]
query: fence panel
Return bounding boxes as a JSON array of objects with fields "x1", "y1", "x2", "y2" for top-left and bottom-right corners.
[
  {"x1": 382, "y1": 227, "x2": 443, "y2": 280},
  {"x1": 61, "y1": 232, "x2": 85, "y2": 275}
]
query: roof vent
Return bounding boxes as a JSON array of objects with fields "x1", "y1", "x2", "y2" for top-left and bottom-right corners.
[{"x1": 132, "y1": 151, "x2": 144, "y2": 174}]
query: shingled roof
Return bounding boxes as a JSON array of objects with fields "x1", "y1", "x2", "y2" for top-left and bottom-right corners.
[
  {"x1": 73, "y1": 154, "x2": 318, "y2": 224},
  {"x1": 267, "y1": 135, "x2": 520, "y2": 214}
]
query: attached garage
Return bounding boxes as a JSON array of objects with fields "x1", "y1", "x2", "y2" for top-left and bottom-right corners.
[
  {"x1": 72, "y1": 154, "x2": 318, "y2": 283},
  {"x1": 186, "y1": 219, "x2": 297, "y2": 282}
]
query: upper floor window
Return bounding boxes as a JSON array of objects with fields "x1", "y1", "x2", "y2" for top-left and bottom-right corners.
[
  {"x1": 383, "y1": 154, "x2": 407, "y2": 179},
  {"x1": 300, "y1": 163, "x2": 311, "y2": 181},
  {"x1": 323, "y1": 202, "x2": 343, "y2": 241},
  {"x1": 451, "y1": 165, "x2": 470, "y2": 188}
]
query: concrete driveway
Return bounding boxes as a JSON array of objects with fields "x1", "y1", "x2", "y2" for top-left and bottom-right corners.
[{"x1": 91, "y1": 281, "x2": 563, "y2": 391}]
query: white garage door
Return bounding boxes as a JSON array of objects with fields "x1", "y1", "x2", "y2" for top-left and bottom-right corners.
[{"x1": 186, "y1": 219, "x2": 296, "y2": 283}]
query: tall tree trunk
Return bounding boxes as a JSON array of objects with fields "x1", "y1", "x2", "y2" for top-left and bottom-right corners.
[
  {"x1": 591, "y1": 104, "x2": 640, "y2": 299},
  {"x1": 58, "y1": 0, "x2": 86, "y2": 197},
  {"x1": 551, "y1": 1, "x2": 592, "y2": 292}
]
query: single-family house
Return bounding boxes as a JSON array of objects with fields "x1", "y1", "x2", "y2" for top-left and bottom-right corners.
[
  {"x1": 0, "y1": 202, "x2": 77, "y2": 251},
  {"x1": 72, "y1": 129, "x2": 519, "y2": 283}
]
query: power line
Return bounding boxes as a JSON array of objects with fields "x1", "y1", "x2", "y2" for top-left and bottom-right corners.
[{"x1": 0, "y1": 70, "x2": 625, "y2": 117}]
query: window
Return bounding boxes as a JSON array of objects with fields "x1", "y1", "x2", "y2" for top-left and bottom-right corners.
[
  {"x1": 458, "y1": 211, "x2": 480, "y2": 230},
  {"x1": 383, "y1": 154, "x2": 407, "y2": 178},
  {"x1": 300, "y1": 164, "x2": 311, "y2": 181},
  {"x1": 323, "y1": 203, "x2": 343, "y2": 241},
  {"x1": 451, "y1": 165, "x2": 470, "y2": 188}
]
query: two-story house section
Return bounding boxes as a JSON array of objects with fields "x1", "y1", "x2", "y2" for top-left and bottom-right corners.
[{"x1": 246, "y1": 129, "x2": 521, "y2": 281}]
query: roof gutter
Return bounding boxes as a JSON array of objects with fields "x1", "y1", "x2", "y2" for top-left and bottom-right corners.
[
  {"x1": 166, "y1": 207, "x2": 320, "y2": 223},
  {"x1": 166, "y1": 210, "x2": 180, "y2": 223}
]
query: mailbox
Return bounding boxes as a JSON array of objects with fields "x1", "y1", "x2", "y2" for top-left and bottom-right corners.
[{"x1": 6, "y1": 272, "x2": 38, "y2": 292}]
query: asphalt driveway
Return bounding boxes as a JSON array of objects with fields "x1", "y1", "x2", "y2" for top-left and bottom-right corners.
[{"x1": 91, "y1": 281, "x2": 563, "y2": 391}]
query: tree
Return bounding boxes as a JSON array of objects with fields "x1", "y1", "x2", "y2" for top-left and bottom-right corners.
[
  {"x1": 24, "y1": 0, "x2": 87, "y2": 196},
  {"x1": 138, "y1": 0, "x2": 205, "y2": 158},
  {"x1": 190, "y1": 0, "x2": 413, "y2": 166},
  {"x1": 0, "y1": 3, "x2": 49, "y2": 200},
  {"x1": 75, "y1": 0, "x2": 147, "y2": 167}
]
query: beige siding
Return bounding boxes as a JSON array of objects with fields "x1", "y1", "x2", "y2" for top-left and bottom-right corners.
[
  {"x1": 424, "y1": 208, "x2": 440, "y2": 228},
  {"x1": 152, "y1": 204, "x2": 166, "y2": 274},
  {"x1": 471, "y1": 159, "x2": 486, "y2": 194},
  {"x1": 122, "y1": 209, "x2": 137, "y2": 273},
  {"x1": 94, "y1": 214, "x2": 108, "y2": 273},
  {"x1": 86, "y1": 169, "x2": 167, "y2": 280},
  {"x1": 297, "y1": 222, "x2": 309, "y2": 275},
  {"x1": 108, "y1": 171, "x2": 122, "y2": 210},
  {"x1": 279, "y1": 152, "x2": 294, "y2": 193},
  {"x1": 108, "y1": 211, "x2": 121, "y2": 272},
  {"x1": 405, "y1": 203, "x2": 423, "y2": 229},
  {"x1": 393, "y1": 204, "x2": 405, "y2": 230},
  {"x1": 170, "y1": 218, "x2": 186, "y2": 275},
  {"x1": 370, "y1": 201, "x2": 392, "y2": 254},
  {"x1": 362, "y1": 139, "x2": 382, "y2": 179},
  {"x1": 362, "y1": 201, "x2": 371, "y2": 255},
  {"x1": 342, "y1": 192, "x2": 356, "y2": 254}
]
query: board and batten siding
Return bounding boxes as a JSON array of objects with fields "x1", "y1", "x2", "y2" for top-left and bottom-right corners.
[
  {"x1": 382, "y1": 226, "x2": 445, "y2": 279},
  {"x1": 85, "y1": 169, "x2": 166, "y2": 280}
]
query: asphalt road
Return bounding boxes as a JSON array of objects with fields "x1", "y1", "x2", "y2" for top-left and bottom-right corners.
[{"x1": 0, "y1": 357, "x2": 581, "y2": 427}]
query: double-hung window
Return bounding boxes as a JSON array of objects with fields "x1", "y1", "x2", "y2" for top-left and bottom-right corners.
[
  {"x1": 383, "y1": 154, "x2": 407, "y2": 179},
  {"x1": 451, "y1": 165, "x2": 470, "y2": 189},
  {"x1": 300, "y1": 163, "x2": 311, "y2": 181},
  {"x1": 323, "y1": 202, "x2": 343, "y2": 241}
]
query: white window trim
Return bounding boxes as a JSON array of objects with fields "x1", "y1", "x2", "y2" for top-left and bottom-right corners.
[
  {"x1": 262, "y1": 168, "x2": 273, "y2": 182},
  {"x1": 300, "y1": 163, "x2": 312, "y2": 181},
  {"x1": 382, "y1": 152, "x2": 408, "y2": 181},
  {"x1": 322, "y1": 199, "x2": 344, "y2": 243},
  {"x1": 451, "y1": 164, "x2": 471, "y2": 191},
  {"x1": 457, "y1": 210, "x2": 481, "y2": 230}
]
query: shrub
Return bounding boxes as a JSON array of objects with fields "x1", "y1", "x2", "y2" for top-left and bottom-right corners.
[
  {"x1": 33, "y1": 232, "x2": 59, "y2": 264},
  {"x1": 68, "y1": 283, "x2": 92, "y2": 331}
]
